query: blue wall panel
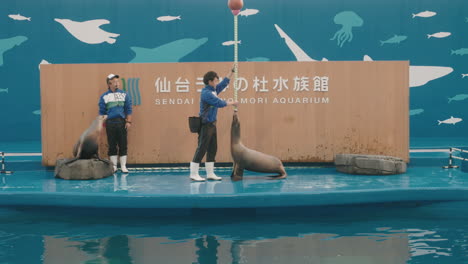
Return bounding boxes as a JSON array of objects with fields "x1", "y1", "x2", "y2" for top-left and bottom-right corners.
[{"x1": 1, "y1": 0, "x2": 467, "y2": 141}]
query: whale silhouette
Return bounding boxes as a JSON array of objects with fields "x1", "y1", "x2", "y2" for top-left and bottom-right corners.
[
  {"x1": 129, "y1": 38, "x2": 208, "y2": 63},
  {"x1": 274, "y1": 24, "x2": 327, "y2": 61},
  {"x1": 0, "y1": 36, "x2": 28, "y2": 66},
  {"x1": 409, "y1": 66, "x2": 453, "y2": 87},
  {"x1": 54, "y1": 18, "x2": 119, "y2": 44},
  {"x1": 364, "y1": 55, "x2": 453, "y2": 87}
]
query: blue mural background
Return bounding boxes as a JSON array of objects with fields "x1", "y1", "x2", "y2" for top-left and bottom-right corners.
[{"x1": 1, "y1": 0, "x2": 467, "y2": 142}]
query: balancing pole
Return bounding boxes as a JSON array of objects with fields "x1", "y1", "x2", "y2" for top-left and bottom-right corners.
[
  {"x1": 234, "y1": 14, "x2": 238, "y2": 107},
  {"x1": 228, "y1": 0, "x2": 244, "y2": 111}
]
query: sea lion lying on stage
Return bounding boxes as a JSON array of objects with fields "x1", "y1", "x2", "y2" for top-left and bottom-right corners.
[
  {"x1": 65, "y1": 115, "x2": 109, "y2": 165},
  {"x1": 230, "y1": 111, "x2": 287, "y2": 181}
]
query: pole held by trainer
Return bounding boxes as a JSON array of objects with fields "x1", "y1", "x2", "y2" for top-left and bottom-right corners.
[{"x1": 228, "y1": 0, "x2": 244, "y2": 111}]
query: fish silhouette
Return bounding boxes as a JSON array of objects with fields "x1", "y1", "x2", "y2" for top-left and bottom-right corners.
[
  {"x1": 427, "y1": 32, "x2": 451, "y2": 39},
  {"x1": 380, "y1": 35, "x2": 407, "y2": 45},
  {"x1": 438, "y1": 116, "x2": 462, "y2": 125},
  {"x1": 239, "y1": 9, "x2": 259, "y2": 17},
  {"x1": 156, "y1": 16, "x2": 181, "y2": 22},
  {"x1": 8, "y1": 14, "x2": 31, "y2": 21},
  {"x1": 412, "y1": 11, "x2": 437, "y2": 18},
  {"x1": 222, "y1": 40, "x2": 241, "y2": 46}
]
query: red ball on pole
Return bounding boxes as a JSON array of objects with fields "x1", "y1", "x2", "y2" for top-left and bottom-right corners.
[{"x1": 228, "y1": 0, "x2": 244, "y2": 15}]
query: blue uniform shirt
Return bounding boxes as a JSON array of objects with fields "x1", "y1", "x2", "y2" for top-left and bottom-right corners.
[
  {"x1": 99, "y1": 88, "x2": 132, "y2": 119},
  {"x1": 199, "y1": 78, "x2": 230, "y2": 123}
]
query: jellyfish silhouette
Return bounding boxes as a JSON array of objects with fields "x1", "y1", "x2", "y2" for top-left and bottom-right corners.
[{"x1": 330, "y1": 11, "x2": 363, "y2": 47}]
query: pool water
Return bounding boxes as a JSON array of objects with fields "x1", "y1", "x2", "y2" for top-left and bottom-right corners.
[
  {"x1": 1, "y1": 153, "x2": 468, "y2": 263},
  {"x1": 1, "y1": 201, "x2": 467, "y2": 264}
]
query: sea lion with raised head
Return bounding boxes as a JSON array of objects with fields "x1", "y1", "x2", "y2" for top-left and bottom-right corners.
[
  {"x1": 230, "y1": 111, "x2": 287, "y2": 181},
  {"x1": 65, "y1": 115, "x2": 109, "y2": 164}
]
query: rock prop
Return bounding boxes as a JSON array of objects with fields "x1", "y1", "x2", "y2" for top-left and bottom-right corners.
[
  {"x1": 55, "y1": 159, "x2": 113, "y2": 180},
  {"x1": 335, "y1": 154, "x2": 406, "y2": 175}
]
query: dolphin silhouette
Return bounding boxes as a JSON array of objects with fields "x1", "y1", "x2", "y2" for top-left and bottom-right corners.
[
  {"x1": 0, "y1": 36, "x2": 28, "y2": 66},
  {"x1": 129, "y1": 38, "x2": 208, "y2": 63},
  {"x1": 54, "y1": 18, "x2": 119, "y2": 44}
]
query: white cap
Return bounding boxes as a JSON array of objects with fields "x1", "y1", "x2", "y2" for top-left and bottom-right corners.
[{"x1": 106, "y1": 73, "x2": 119, "y2": 81}]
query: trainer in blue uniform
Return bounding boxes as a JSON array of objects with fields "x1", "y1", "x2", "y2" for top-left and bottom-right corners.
[
  {"x1": 190, "y1": 69, "x2": 238, "y2": 181},
  {"x1": 99, "y1": 74, "x2": 133, "y2": 173}
]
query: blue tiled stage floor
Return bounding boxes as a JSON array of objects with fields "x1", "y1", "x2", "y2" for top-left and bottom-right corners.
[
  {"x1": 0, "y1": 163, "x2": 467, "y2": 209},
  {"x1": 0, "y1": 139, "x2": 467, "y2": 210}
]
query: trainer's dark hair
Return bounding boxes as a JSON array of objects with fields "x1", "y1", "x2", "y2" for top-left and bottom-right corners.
[{"x1": 203, "y1": 71, "x2": 219, "y2": 85}]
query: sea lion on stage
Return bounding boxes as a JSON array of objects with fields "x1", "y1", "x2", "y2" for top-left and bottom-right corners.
[
  {"x1": 230, "y1": 111, "x2": 287, "y2": 181},
  {"x1": 56, "y1": 115, "x2": 113, "y2": 179},
  {"x1": 65, "y1": 115, "x2": 108, "y2": 164}
]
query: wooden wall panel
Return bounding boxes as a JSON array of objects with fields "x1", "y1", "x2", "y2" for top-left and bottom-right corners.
[{"x1": 40, "y1": 61, "x2": 409, "y2": 166}]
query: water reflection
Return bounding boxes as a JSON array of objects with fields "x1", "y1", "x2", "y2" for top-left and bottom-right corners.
[
  {"x1": 114, "y1": 174, "x2": 128, "y2": 192},
  {"x1": 195, "y1": 236, "x2": 220, "y2": 264},
  {"x1": 38, "y1": 228, "x2": 458, "y2": 264},
  {"x1": 0, "y1": 202, "x2": 466, "y2": 263}
]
